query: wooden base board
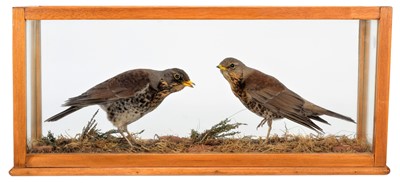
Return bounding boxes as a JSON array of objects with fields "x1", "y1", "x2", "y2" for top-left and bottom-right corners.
[{"x1": 10, "y1": 166, "x2": 390, "y2": 175}]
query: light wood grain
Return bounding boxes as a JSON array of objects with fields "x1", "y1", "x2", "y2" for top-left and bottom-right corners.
[
  {"x1": 373, "y1": 7, "x2": 392, "y2": 166},
  {"x1": 12, "y1": 6, "x2": 392, "y2": 176},
  {"x1": 24, "y1": 6, "x2": 380, "y2": 20},
  {"x1": 9, "y1": 166, "x2": 390, "y2": 175},
  {"x1": 25, "y1": 153, "x2": 374, "y2": 168},
  {"x1": 13, "y1": 7, "x2": 27, "y2": 168}
]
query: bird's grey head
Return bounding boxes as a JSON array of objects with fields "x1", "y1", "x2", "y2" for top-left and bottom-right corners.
[
  {"x1": 217, "y1": 57, "x2": 247, "y2": 82},
  {"x1": 162, "y1": 68, "x2": 195, "y2": 92}
]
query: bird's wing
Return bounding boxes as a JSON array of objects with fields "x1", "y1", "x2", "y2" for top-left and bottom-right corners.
[
  {"x1": 244, "y1": 70, "x2": 324, "y2": 132},
  {"x1": 63, "y1": 69, "x2": 156, "y2": 106}
]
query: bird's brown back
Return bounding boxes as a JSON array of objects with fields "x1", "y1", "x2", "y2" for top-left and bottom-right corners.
[{"x1": 64, "y1": 69, "x2": 158, "y2": 107}]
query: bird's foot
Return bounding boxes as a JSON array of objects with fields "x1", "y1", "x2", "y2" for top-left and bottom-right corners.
[
  {"x1": 256, "y1": 119, "x2": 267, "y2": 130},
  {"x1": 123, "y1": 137, "x2": 150, "y2": 152},
  {"x1": 131, "y1": 141, "x2": 150, "y2": 152},
  {"x1": 118, "y1": 130, "x2": 149, "y2": 152},
  {"x1": 258, "y1": 137, "x2": 270, "y2": 145}
]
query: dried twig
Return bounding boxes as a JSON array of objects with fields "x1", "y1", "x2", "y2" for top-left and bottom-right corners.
[
  {"x1": 79, "y1": 109, "x2": 100, "y2": 140},
  {"x1": 190, "y1": 119, "x2": 246, "y2": 144}
]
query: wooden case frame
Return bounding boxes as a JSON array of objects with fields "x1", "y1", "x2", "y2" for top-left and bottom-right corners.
[{"x1": 11, "y1": 6, "x2": 392, "y2": 175}]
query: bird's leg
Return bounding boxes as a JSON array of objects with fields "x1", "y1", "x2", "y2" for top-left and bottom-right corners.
[
  {"x1": 118, "y1": 127, "x2": 135, "y2": 148},
  {"x1": 125, "y1": 128, "x2": 136, "y2": 142},
  {"x1": 257, "y1": 118, "x2": 271, "y2": 144},
  {"x1": 256, "y1": 118, "x2": 267, "y2": 130},
  {"x1": 266, "y1": 119, "x2": 273, "y2": 144},
  {"x1": 118, "y1": 126, "x2": 150, "y2": 151},
  {"x1": 256, "y1": 118, "x2": 273, "y2": 143}
]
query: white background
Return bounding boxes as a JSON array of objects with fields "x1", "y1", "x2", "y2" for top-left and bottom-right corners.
[
  {"x1": 39, "y1": 20, "x2": 359, "y2": 139},
  {"x1": 0, "y1": 0, "x2": 399, "y2": 182}
]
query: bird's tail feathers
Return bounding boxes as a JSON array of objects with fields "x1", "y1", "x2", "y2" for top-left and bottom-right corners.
[
  {"x1": 308, "y1": 115, "x2": 331, "y2": 125},
  {"x1": 324, "y1": 109, "x2": 356, "y2": 123},
  {"x1": 45, "y1": 106, "x2": 82, "y2": 122},
  {"x1": 304, "y1": 101, "x2": 355, "y2": 123}
]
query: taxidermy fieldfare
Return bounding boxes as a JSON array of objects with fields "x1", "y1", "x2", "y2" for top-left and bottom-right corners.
[
  {"x1": 45, "y1": 68, "x2": 194, "y2": 147},
  {"x1": 217, "y1": 57, "x2": 355, "y2": 142}
]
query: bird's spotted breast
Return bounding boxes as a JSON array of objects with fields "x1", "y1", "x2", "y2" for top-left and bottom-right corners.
[
  {"x1": 102, "y1": 83, "x2": 173, "y2": 129},
  {"x1": 102, "y1": 85, "x2": 157, "y2": 128},
  {"x1": 229, "y1": 76, "x2": 281, "y2": 121},
  {"x1": 245, "y1": 100, "x2": 281, "y2": 120}
]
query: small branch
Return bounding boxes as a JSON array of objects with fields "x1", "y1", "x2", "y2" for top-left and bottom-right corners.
[
  {"x1": 190, "y1": 118, "x2": 246, "y2": 144},
  {"x1": 79, "y1": 109, "x2": 100, "y2": 140}
]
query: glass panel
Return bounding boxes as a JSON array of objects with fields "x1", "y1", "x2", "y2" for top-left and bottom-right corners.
[
  {"x1": 26, "y1": 20, "x2": 378, "y2": 153},
  {"x1": 26, "y1": 20, "x2": 42, "y2": 149},
  {"x1": 26, "y1": 20, "x2": 33, "y2": 148},
  {"x1": 366, "y1": 20, "x2": 378, "y2": 145}
]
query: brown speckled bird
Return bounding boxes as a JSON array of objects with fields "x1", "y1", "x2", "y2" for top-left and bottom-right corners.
[
  {"x1": 217, "y1": 57, "x2": 355, "y2": 142},
  {"x1": 45, "y1": 68, "x2": 194, "y2": 147}
]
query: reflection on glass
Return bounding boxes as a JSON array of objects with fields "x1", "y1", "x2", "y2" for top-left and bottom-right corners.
[
  {"x1": 364, "y1": 20, "x2": 378, "y2": 146},
  {"x1": 26, "y1": 20, "x2": 42, "y2": 149},
  {"x1": 26, "y1": 20, "x2": 378, "y2": 153}
]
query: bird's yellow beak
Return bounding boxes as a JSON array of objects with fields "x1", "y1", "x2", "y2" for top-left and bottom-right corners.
[
  {"x1": 183, "y1": 80, "x2": 195, "y2": 88},
  {"x1": 217, "y1": 65, "x2": 227, "y2": 71}
]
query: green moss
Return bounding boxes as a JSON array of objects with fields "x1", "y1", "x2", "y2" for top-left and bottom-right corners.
[{"x1": 28, "y1": 112, "x2": 370, "y2": 153}]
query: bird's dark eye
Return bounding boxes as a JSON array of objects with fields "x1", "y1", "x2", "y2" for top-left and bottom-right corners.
[
  {"x1": 173, "y1": 73, "x2": 181, "y2": 80},
  {"x1": 229, "y1": 63, "x2": 235, "y2": 68}
]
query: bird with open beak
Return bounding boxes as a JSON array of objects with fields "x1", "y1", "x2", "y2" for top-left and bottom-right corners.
[{"x1": 45, "y1": 68, "x2": 194, "y2": 148}]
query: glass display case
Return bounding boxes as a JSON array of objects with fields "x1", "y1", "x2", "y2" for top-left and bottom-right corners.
[{"x1": 11, "y1": 6, "x2": 392, "y2": 175}]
